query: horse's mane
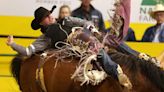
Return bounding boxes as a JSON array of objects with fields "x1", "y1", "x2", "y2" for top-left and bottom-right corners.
[
  {"x1": 139, "y1": 58, "x2": 164, "y2": 91},
  {"x1": 108, "y1": 50, "x2": 164, "y2": 91}
]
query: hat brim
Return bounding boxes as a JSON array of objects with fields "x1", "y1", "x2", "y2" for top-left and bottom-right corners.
[
  {"x1": 31, "y1": 5, "x2": 56, "y2": 30},
  {"x1": 31, "y1": 11, "x2": 51, "y2": 30},
  {"x1": 31, "y1": 19, "x2": 41, "y2": 30}
]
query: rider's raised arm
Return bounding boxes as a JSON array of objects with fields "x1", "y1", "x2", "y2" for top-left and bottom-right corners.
[
  {"x1": 63, "y1": 16, "x2": 99, "y2": 34},
  {"x1": 63, "y1": 16, "x2": 93, "y2": 28},
  {"x1": 8, "y1": 34, "x2": 51, "y2": 56}
]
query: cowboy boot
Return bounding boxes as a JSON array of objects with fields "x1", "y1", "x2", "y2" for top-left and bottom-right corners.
[{"x1": 97, "y1": 49, "x2": 132, "y2": 89}]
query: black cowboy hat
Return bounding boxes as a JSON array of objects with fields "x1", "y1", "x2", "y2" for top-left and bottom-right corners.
[{"x1": 31, "y1": 5, "x2": 56, "y2": 30}]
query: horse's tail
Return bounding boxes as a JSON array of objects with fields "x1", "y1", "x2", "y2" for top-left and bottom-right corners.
[
  {"x1": 10, "y1": 55, "x2": 23, "y2": 88},
  {"x1": 139, "y1": 59, "x2": 164, "y2": 92}
]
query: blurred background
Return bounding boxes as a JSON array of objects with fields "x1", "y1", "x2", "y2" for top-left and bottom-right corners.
[{"x1": 0, "y1": 0, "x2": 164, "y2": 91}]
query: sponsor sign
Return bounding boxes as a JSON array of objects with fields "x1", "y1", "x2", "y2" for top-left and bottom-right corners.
[{"x1": 0, "y1": 0, "x2": 162, "y2": 23}]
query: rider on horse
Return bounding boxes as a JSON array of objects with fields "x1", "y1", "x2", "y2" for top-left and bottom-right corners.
[
  {"x1": 6, "y1": 4, "x2": 133, "y2": 89},
  {"x1": 7, "y1": 1, "x2": 160, "y2": 89}
]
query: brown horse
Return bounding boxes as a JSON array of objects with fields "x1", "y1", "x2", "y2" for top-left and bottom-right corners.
[{"x1": 11, "y1": 49, "x2": 164, "y2": 92}]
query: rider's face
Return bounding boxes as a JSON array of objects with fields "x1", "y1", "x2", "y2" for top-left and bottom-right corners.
[{"x1": 40, "y1": 14, "x2": 56, "y2": 26}]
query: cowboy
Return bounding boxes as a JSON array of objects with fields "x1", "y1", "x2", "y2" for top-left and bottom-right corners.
[
  {"x1": 6, "y1": 5, "x2": 98, "y2": 57},
  {"x1": 142, "y1": 4, "x2": 164, "y2": 42},
  {"x1": 72, "y1": 0, "x2": 105, "y2": 32}
]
